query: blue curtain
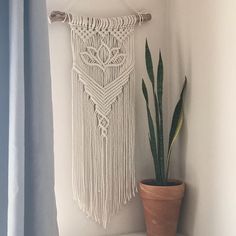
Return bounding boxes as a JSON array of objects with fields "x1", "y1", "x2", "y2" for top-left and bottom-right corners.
[
  {"x1": 0, "y1": 0, "x2": 59, "y2": 235},
  {"x1": 0, "y1": 0, "x2": 10, "y2": 235}
]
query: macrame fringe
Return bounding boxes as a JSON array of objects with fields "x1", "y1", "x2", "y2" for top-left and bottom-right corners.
[{"x1": 69, "y1": 14, "x2": 138, "y2": 228}]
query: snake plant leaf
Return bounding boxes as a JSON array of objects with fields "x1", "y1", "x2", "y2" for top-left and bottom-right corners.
[
  {"x1": 146, "y1": 104, "x2": 156, "y2": 157},
  {"x1": 166, "y1": 77, "x2": 187, "y2": 178},
  {"x1": 142, "y1": 79, "x2": 149, "y2": 104},
  {"x1": 157, "y1": 51, "x2": 164, "y2": 103},
  {"x1": 146, "y1": 104, "x2": 160, "y2": 180},
  {"x1": 153, "y1": 92, "x2": 164, "y2": 183},
  {"x1": 145, "y1": 39, "x2": 155, "y2": 88},
  {"x1": 168, "y1": 78, "x2": 187, "y2": 149},
  {"x1": 156, "y1": 52, "x2": 165, "y2": 181},
  {"x1": 148, "y1": 136, "x2": 159, "y2": 181},
  {"x1": 142, "y1": 85, "x2": 160, "y2": 181},
  {"x1": 144, "y1": 45, "x2": 165, "y2": 184}
]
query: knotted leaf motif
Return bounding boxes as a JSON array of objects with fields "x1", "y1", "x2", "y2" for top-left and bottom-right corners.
[{"x1": 81, "y1": 42, "x2": 126, "y2": 71}]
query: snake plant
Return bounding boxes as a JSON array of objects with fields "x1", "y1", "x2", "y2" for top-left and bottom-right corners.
[{"x1": 142, "y1": 40, "x2": 187, "y2": 186}]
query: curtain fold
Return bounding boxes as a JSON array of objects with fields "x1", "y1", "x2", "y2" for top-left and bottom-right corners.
[
  {"x1": 0, "y1": 1, "x2": 10, "y2": 236},
  {"x1": 0, "y1": 0, "x2": 59, "y2": 235},
  {"x1": 8, "y1": 1, "x2": 25, "y2": 236}
]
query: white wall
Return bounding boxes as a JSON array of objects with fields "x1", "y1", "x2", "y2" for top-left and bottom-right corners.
[
  {"x1": 168, "y1": 1, "x2": 236, "y2": 235},
  {"x1": 47, "y1": 1, "x2": 169, "y2": 235}
]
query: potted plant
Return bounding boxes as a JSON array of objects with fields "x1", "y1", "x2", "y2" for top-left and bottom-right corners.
[{"x1": 140, "y1": 40, "x2": 187, "y2": 236}]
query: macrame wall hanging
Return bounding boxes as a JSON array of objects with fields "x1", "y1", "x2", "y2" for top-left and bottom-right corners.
[{"x1": 49, "y1": 10, "x2": 151, "y2": 228}]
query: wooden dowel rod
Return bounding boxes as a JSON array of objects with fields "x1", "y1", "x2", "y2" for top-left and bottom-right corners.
[{"x1": 48, "y1": 10, "x2": 151, "y2": 24}]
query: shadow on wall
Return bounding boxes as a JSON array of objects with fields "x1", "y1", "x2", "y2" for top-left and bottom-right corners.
[
  {"x1": 173, "y1": 37, "x2": 199, "y2": 236},
  {"x1": 178, "y1": 119, "x2": 198, "y2": 236}
]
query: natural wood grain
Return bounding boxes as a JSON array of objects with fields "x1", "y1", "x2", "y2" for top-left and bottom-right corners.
[{"x1": 48, "y1": 10, "x2": 152, "y2": 24}]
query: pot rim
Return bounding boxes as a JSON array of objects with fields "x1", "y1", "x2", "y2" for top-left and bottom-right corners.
[
  {"x1": 139, "y1": 178, "x2": 185, "y2": 200},
  {"x1": 140, "y1": 178, "x2": 184, "y2": 187}
]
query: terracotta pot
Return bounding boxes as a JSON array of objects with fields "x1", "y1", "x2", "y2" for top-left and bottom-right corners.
[{"x1": 139, "y1": 179, "x2": 185, "y2": 236}]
